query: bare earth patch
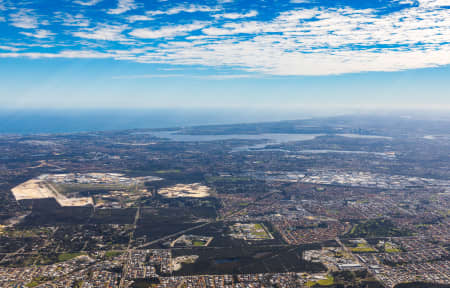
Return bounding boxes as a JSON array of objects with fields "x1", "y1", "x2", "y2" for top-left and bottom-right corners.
[
  {"x1": 158, "y1": 183, "x2": 211, "y2": 198},
  {"x1": 11, "y1": 179, "x2": 93, "y2": 207}
]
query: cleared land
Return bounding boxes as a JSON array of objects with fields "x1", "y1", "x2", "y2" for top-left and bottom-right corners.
[
  {"x1": 11, "y1": 179, "x2": 55, "y2": 200},
  {"x1": 158, "y1": 183, "x2": 211, "y2": 198},
  {"x1": 11, "y1": 179, "x2": 93, "y2": 207}
]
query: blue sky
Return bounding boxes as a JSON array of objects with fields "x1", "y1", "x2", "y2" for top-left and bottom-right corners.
[{"x1": 0, "y1": 0, "x2": 449, "y2": 110}]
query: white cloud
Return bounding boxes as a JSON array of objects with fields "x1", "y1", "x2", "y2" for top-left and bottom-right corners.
[
  {"x1": 0, "y1": 16, "x2": 5, "y2": 22},
  {"x1": 2, "y1": 0, "x2": 450, "y2": 76},
  {"x1": 9, "y1": 9, "x2": 38, "y2": 29},
  {"x1": 0, "y1": 50, "x2": 112, "y2": 59},
  {"x1": 213, "y1": 10, "x2": 258, "y2": 19},
  {"x1": 0, "y1": 45, "x2": 22, "y2": 52},
  {"x1": 127, "y1": 15, "x2": 154, "y2": 22},
  {"x1": 203, "y1": 21, "x2": 264, "y2": 35},
  {"x1": 108, "y1": 0, "x2": 137, "y2": 14},
  {"x1": 55, "y1": 12, "x2": 90, "y2": 27},
  {"x1": 290, "y1": 0, "x2": 313, "y2": 3},
  {"x1": 418, "y1": 0, "x2": 450, "y2": 7},
  {"x1": 73, "y1": 0, "x2": 103, "y2": 6},
  {"x1": 20, "y1": 29, "x2": 54, "y2": 39},
  {"x1": 59, "y1": 50, "x2": 112, "y2": 58},
  {"x1": 127, "y1": 4, "x2": 450, "y2": 75},
  {"x1": 73, "y1": 25, "x2": 128, "y2": 41},
  {"x1": 147, "y1": 4, "x2": 219, "y2": 16},
  {"x1": 129, "y1": 22, "x2": 208, "y2": 39}
]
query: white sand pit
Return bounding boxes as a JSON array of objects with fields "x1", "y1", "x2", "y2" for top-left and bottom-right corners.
[
  {"x1": 11, "y1": 179, "x2": 56, "y2": 200},
  {"x1": 11, "y1": 179, "x2": 93, "y2": 207},
  {"x1": 158, "y1": 183, "x2": 211, "y2": 198}
]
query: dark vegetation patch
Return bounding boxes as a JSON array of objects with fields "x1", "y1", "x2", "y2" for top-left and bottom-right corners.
[
  {"x1": 20, "y1": 203, "x2": 93, "y2": 226},
  {"x1": 45, "y1": 224, "x2": 131, "y2": 253},
  {"x1": 90, "y1": 208, "x2": 137, "y2": 224},
  {"x1": 345, "y1": 218, "x2": 411, "y2": 238},
  {"x1": 210, "y1": 179, "x2": 268, "y2": 195},
  {"x1": 331, "y1": 270, "x2": 384, "y2": 288},
  {"x1": 139, "y1": 207, "x2": 211, "y2": 222},
  {"x1": 135, "y1": 222, "x2": 200, "y2": 242},
  {"x1": 135, "y1": 208, "x2": 208, "y2": 241},
  {"x1": 0, "y1": 236, "x2": 46, "y2": 253},
  {"x1": 20, "y1": 202, "x2": 136, "y2": 226},
  {"x1": 170, "y1": 245, "x2": 326, "y2": 276},
  {"x1": 140, "y1": 196, "x2": 220, "y2": 218}
]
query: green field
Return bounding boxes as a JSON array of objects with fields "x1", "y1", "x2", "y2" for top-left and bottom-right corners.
[
  {"x1": 193, "y1": 240, "x2": 207, "y2": 247},
  {"x1": 250, "y1": 224, "x2": 272, "y2": 239},
  {"x1": 105, "y1": 251, "x2": 123, "y2": 258},
  {"x1": 306, "y1": 275, "x2": 334, "y2": 287},
  {"x1": 57, "y1": 252, "x2": 86, "y2": 262},
  {"x1": 155, "y1": 169, "x2": 181, "y2": 174},
  {"x1": 347, "y1": 241, "x2": 377, "y2": 253},
  {"x1": 385, "y1": 248, "x2": 401, "y2": 253},
  {"x1": 254, "y1": 223, "x2": 264, "y2": 230},
  {"x1": 351, "y1": 246, "x2": 376, "y2": 253},
  {"x1": 346, "y1": 219, "x2": 411, "y2": 238},
  {"x1": 384, "y1": 242, "x2": 401, "y2": 253}
]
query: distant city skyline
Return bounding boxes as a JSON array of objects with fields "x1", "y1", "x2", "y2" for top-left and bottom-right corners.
[{"x1": 0, "y1": 0, "x2": 449, "y2": 110}]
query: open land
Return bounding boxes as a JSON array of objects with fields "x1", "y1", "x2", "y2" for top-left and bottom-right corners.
[
  {"x1": 11, "y1": 179, "x2": 93, "y2": 207},
  {"x1": 157, "y1": 183, "x2": 211, "y2": 198}
]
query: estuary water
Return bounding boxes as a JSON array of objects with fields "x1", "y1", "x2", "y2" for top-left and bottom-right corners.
[
  {"x1": 146, "y1": 131, "x2": 322, "y2": 143},
  {"x1": 145, "y1": 131, "x2": 392, "y2": 153}
]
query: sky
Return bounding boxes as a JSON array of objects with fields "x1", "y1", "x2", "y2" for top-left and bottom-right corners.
[{"x1": 0, "y1": 0, "x2": 449, "y2": 110}]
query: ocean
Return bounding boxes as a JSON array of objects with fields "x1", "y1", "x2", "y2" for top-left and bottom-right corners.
[{"x1": 0, "y1": 109, "x2": 310, "y2": 135}]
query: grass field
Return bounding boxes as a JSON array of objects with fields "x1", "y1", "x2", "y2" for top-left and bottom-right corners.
[
  {"x1": 155, "y1": 169, "x2": 181, "y2": 174},
  {"x1": 385, "y1": 248, "x2": 401, "y2": 253},
  {"x1": 306, "y1": 275, "x2": 334, "y2": 287},
  {"x1": 346, "y1": 219, "x2": 411, "y2": 238},
  {"x1": 384, "y1": 242, "x2": 401, "y2": 253},
  {"x1": 193, "y1": 240, "x2": 207, "y2": 247},
  {"x1": 251, "y1": 223, "x2": 272, "y2": 239},
  {"x1": 351, "y1": 243, "x2": 376, "y2": 253},
  {"x1": 105, "y1": 251, "x2": 123, "y2": 258},
  {"x1": 351, "y1": 247, "x2": 376, "y2": 253},
  {"x1": 57, "y1": 252, "x2": 86, "y2": 262}
]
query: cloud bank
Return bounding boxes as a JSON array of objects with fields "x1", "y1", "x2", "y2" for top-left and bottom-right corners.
[{"x1": 1, "y1": 0, "x2": 450, "y2": 75}]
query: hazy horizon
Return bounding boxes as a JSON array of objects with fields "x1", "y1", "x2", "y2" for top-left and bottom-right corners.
[{"x1": 1, "y1": 107, "x2": 449, "y2": 135}]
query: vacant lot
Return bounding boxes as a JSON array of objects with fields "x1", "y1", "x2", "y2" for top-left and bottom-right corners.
[{"x1": 158, "y1": 183, "x2": 210, "y2": 198}]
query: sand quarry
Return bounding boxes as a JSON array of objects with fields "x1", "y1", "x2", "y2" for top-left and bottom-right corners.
[
  {"x1": 11, "y1": 179, "x2": 93, "y2": 207},
  {"x1": 158, "y1": 183, "x2": 211, "y2": 198}
]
